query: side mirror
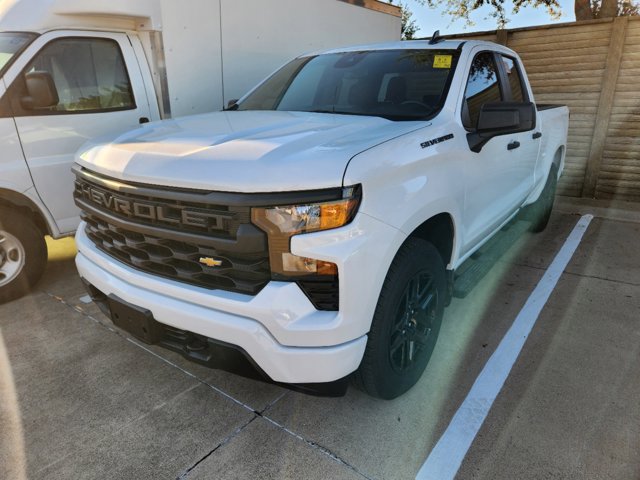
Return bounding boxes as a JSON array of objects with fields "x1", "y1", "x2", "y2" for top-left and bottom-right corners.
[
  {"x1": 21, "y1": 71, "x2": 59, "y2": 110},
  {"x1": 467, "y1": 102, "x2": 535, "y2": 153},
  {"x1": 225, "y1": 98, "x2": 239, "y2": 111}
]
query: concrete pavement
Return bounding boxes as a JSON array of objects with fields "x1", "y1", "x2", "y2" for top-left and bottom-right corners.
[{"x1": 0, "y1": 199, "x2": 638, "y2": 479}]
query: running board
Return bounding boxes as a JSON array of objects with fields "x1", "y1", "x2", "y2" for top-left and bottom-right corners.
[{"x1": 453, "y1": 220, "x2": 530, "y2": 298}]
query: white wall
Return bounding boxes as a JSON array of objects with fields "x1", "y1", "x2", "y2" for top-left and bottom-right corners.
[
  {"x1": 160, "y1": 0, "x2": 223, "y2": 118},
  {"x1": 160, "y1": 0, "x2": 400, "y2": 117},
  {"x1": 220, "y1": 0, "x2": 400, "y2": 106}
]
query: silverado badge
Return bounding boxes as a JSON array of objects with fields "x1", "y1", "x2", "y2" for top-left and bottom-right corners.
[{"x1": 199, "y1": 257, "x2": 223, "y2": 268}]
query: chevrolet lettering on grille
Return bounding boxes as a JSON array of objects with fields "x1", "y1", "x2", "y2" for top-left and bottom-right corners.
[{"x1": 75, "y1": 181, "x2": 231, "y2": 230}]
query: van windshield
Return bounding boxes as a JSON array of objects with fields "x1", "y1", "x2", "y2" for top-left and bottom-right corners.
[
  {"x1": 236, "y1": 49, "x2": 459, "y2": 121},
  {"x1": 0, "y1": 32, "x2": 37, "y2": 75}
]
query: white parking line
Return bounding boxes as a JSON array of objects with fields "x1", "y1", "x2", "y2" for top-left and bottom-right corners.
[
  {"x1": 78, "y1": 295, "x2": 92, "y2": 304},
  {"x1": 416, "y1": 214, "x2": 593, "y2": 480}
]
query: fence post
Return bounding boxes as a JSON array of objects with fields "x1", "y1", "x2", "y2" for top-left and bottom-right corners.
[
  {"x1": 581, "y1": 16, "x2": 628, "y2": 198},
  {"x1": 496, "y1": 29, "x2": 508, "y2": 45}
]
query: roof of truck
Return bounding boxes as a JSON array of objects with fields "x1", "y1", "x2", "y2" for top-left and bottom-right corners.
[{"x1": 307, "y1": 39, "x2": 505, "y2": 56}]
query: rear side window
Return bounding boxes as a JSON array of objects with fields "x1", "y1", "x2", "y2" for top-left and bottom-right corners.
[
  {"x1": 501, "y1": 55, "x2": 526, "y2": 102},
  {"x1": 19, "y1": 37, "x2": 135, "y2": 114},
  {"x1": 462, "y1": 52, "x2": 503, "y2": 129}
]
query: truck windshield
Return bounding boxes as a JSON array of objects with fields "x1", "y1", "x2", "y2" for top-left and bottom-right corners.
[
  {"x1": 0, "y1": 32, "x2": 37, "y2": 76},
  {"x1": 236, "y1": 49, "x2": 459, "y2": 121}
]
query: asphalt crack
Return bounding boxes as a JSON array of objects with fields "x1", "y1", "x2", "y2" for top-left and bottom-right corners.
[
  {"x1": 175, "y1": 415, "x2": 259, "y2": 479},
  {"x1": 259, "y1": 415, "x2": 376, "y2": 480}
]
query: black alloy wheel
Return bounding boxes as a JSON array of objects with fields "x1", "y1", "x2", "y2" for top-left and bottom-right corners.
[
  {"x1": 353, "y1": 238, "x2": 446, "y2": 399},
  {"x1": 389, "y1": 271, "x2": 438, "y2": 374}
]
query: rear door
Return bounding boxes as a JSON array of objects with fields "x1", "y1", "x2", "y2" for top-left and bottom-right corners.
[
  {"x1": 4, "y1": 31, "x2": 152, "y2": 234},
  {"x1": 496, "y1": 53, "x2": 539, "y2": 199}
]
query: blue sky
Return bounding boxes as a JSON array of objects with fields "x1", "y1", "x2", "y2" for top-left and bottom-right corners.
[{"x1": 403, "y1": 0, "x2": 577, "y2": 36}]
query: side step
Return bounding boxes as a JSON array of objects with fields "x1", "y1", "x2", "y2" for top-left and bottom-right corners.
[{"x1": 453, "y1": 220, "x2": 530, "y2": 298}]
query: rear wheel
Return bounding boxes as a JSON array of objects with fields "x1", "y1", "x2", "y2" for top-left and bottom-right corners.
[
  {"x1": 0, "y1": 207, "x2": 47, "y2": 304},
  {"x1": 353, "y1": 238, "x2": 446, "y2": 399},
  {"x1": 528, "y1": 164, "x2": 558, "y2": 233}
]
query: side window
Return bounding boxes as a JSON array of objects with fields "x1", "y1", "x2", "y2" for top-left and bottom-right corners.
[
  {"x1": 19, "y1": 37, "x2": 135, "y2": 114},
  {"x1": 501, "y1": 55, "x2": 526, "y2": 102},
  {"x1": 462, "y1": 52, "x2": 503, "y2": 129}
]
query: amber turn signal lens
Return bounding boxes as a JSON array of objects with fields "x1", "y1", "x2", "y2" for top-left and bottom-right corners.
[{"x1": 251, "y1": 186, "x2": 360, "y2": 277}]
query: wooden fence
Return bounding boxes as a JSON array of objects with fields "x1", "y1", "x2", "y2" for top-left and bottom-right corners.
[{"x1": 446, "y1": 17, "x2": 640, "y2": 201}]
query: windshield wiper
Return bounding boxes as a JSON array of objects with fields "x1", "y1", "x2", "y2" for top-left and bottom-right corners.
[{"x1": 307, "y1": 109, "x2": 369, "y2": 116}]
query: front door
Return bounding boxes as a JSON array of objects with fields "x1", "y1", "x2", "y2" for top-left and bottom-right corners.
[
  {"x1": 6, "y1": 31, "x2": 152, "y2": 234},
  {"x1": 458, "y1": 49, "x2": 537, "y2": 255}
]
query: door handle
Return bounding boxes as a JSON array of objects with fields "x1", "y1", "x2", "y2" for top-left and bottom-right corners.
[
  {"x1": 532, "y1": 132, "x2": 542, "y2": 139},
  {"x1": 507, "y1": 141, "x2": 520, "y2": 150},
  {"x1": 139, "y1": 117, "x2": 150, "y2": 124}
]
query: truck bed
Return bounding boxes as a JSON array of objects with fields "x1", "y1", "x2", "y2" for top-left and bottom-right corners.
[{"x1": 536, "y1": 104, "x2": 567, "y2": 111}]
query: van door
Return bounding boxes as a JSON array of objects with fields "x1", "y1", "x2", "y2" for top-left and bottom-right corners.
[{"x1": 5, "y1": 31, "x2": 152, "y2": 234}]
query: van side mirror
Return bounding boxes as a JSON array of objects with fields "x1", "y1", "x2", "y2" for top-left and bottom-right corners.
[
  {"x1": 21, "y1": 71, "x2": 59, "y2": 110},
  {"x1": 467, "y1": 102, "x2": 535, "y2": 153}
]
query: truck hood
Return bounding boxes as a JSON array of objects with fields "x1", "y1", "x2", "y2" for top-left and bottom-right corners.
[{"x1": 76, "y1": 110, "x2": 425, "y2": 192}]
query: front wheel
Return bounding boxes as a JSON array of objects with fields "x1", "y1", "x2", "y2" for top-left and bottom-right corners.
[
  {"x1": 0, "y1": 207, "x2": 47, "y2": 304},
  {"x1": 353, "y1": 238, "x2": 446, "y2": 399}
]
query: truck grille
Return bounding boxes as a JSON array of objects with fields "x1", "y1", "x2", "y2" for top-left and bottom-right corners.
[
  {"x1": 82, "y1": 214, "x2": 270, "y2": 294},
  {"x1": 74, "y1": 169, "x2": 271, "y2": 295},
  {"x1": 74, "y1": 167, "x2": 341, "y2": 310}
]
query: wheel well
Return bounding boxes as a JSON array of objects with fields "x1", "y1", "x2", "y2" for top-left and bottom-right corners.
[
  {"x1": 0, "y1": 189, "x2": 50, "y2": 235},
  {"x1": 407, "y1": 213, "x2": 454, "y2": 267}
]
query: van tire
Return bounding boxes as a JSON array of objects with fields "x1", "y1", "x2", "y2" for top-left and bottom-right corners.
[
  {"x1": 0, "y1": 207, "x2": 47, "y2": 304},
  {"x1": 528, "y1": 164, "x2": 557, "y2": 233},
  {"x1": 352, "y1": 238, "x2": 445, "y2": 399}
]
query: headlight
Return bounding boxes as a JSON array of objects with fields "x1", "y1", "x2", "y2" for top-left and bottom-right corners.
[{"x1": 251, "y1": 185, "x2": 361, "y2": 278}]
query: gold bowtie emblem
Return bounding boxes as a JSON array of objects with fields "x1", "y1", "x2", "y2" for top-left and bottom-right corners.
[{"x1": 199, "y1": 257, "x2": 223, "y2": 267}]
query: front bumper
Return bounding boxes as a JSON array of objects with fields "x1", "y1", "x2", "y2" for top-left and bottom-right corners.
[{"x1": 75, "y1": 211, "x2": 405, "y2": 384}]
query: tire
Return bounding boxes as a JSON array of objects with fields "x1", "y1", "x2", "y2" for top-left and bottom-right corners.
[
  {"x1": 0, "y1": 207, "x2": 47, "y2": 304},
  {"x1": 528, "y1": 164, "x2": 558, "y2": 233},
  {"x1": 353, "y1": 238, "x2": 446, "y2": 399}
]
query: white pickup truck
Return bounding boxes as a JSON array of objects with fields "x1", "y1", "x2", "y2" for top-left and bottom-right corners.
[{"x1": 73, "y1": 39, "x2": 569, "y2": 399}]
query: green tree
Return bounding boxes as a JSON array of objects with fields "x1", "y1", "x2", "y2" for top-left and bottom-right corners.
[
  {"x1": 415, "y1": 0, "x2": 637, "y2": 27},
  {"x1": 390, "y1": 1, "x2": 421, "y2": 39},
  {"x1": 417, "y1": 0, "x2": 561, "y2": 28},
  {"x1": 576, "y1": 0, "x2": 639, "y2": 20}
]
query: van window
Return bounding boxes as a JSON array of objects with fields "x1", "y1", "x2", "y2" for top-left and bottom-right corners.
[
  {"x1": 22, "y1": 37, "x2": 135, "y2": 114},
  {"x1": 0, "y1": 32, "x2": 37, "y2": 76},
  {"x1": 462, "y1": 52, "x2": 503, "y2": 129}
]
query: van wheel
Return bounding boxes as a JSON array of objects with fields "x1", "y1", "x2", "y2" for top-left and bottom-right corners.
[
  {"x1": 528, "y1": 165, "x2": 558, "y2": 233},
  {"x1": 0, "y1": 207, "x2": 47, "y2": 304},
  {"x1": 353, "y1": 238, "x2": 445, "y2": 399}
]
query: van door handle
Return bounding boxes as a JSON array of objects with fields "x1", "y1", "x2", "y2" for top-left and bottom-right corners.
[
  {"x1": 139, "y1": 117, "x2": 150, "y2": 124},
  {"x1": 507, "y1": 141, "x2": 520, "y2": 150},
  {"x1": 532, "y1": 132, "x2": 542, "y2": 139}
]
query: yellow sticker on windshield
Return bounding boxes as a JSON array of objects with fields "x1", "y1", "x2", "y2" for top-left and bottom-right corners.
[{"x1": 433, "y1": 55, "x2": 452, "y2": 69}]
